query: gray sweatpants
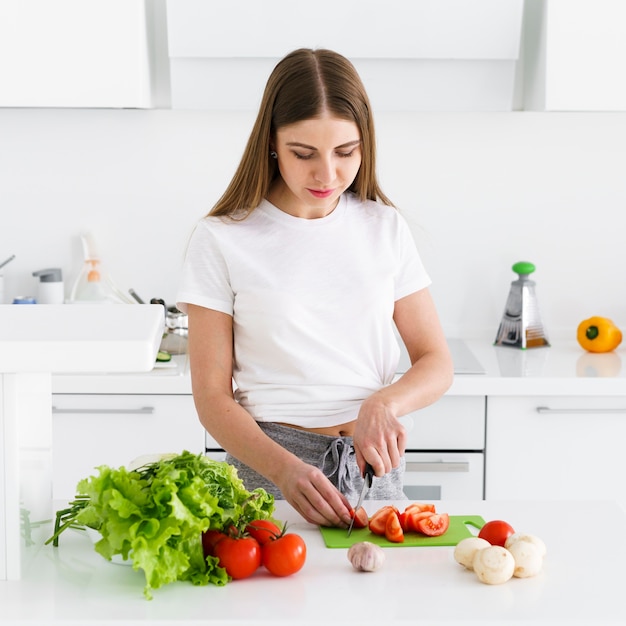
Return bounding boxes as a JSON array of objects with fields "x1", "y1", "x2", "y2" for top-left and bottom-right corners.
[{"x1": 225, "y1": 421, "x2": 406, "y2": 502}]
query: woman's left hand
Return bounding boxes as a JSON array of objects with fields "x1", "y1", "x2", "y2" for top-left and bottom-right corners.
[{"x1": 351, "y1": 395, "x2": 407, "y2": 478}]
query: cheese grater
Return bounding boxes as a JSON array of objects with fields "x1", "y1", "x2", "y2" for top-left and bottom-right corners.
[{"x1": 494, "y1": 261, "x2": 550, "y2": 349}]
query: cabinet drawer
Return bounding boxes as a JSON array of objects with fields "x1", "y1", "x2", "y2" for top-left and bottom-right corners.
[
  {"x1": 52, "y1": 394, "x2": 204, "y2": 500},
  {"x1": 486, "y1": 396, "x2": 626, "y2": 510},
  {"x1": 401, "y1": 396, "x2": 486, "y2": 450}
]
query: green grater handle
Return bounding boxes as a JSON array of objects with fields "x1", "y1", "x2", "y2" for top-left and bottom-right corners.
[{"x1": 512, "y1": 261, "x2": 535, "y2": 276}]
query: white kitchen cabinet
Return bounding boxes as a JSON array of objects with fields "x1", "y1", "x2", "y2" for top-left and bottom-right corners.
[
  {"x1": 0, "y1": 0, "x2": 153, "y2": 108},
  {"x1": 166, "y1": 0, "x2": 523, "y2": 111},
  {"x1": 522, "y1": 0, "x2": 626, "y2": 111},
  {"x1": 51, "y1": 394, "x2": 203, "y2": 500},
  {"x1": 486, "y1": 396, "x2": 626, "y2": 511}
]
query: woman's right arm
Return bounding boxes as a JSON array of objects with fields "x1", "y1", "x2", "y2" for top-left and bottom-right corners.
[{"x1": 186, "y1": 304, "x2": 353, "y2": 527}]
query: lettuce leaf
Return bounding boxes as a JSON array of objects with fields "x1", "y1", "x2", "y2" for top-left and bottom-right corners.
[{"x1": 74, "y1": 451, "x2": 274, "y2": 599}]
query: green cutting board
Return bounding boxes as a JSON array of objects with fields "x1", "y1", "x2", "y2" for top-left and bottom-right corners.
[{"x1": 319, "y1": 515, "x2": 485, "y2": 548}]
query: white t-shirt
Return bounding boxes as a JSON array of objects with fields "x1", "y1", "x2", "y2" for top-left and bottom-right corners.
[{"x1": 176, "y1": 192, "x2": 431, "y2": 428}]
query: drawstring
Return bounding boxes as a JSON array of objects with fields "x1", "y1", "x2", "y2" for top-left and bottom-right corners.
[{"x1": 320, "y1": 438, "x2": 358, "y2": 494}]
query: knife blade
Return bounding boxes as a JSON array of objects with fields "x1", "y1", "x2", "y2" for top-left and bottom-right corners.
[{"x1": 347, "y1": 463, "x2": 375, "y2": 537}]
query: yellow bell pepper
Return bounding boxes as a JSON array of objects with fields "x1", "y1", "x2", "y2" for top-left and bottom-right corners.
[{"x1": 577, "y1": 316, "x2": 623, "y2": 353}]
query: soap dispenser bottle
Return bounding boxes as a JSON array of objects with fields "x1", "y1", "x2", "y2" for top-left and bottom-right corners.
[{"x1": 32, "y1": 268, "x2": 64, "y2": 304}]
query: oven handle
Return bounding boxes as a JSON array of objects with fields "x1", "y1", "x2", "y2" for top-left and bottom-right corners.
[{"x1": 404, "y1": 461, "x2": 469, "y2": 473}]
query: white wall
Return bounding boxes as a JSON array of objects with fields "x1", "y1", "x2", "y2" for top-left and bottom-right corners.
[{"x1": 1, "y1": 108, "x2": 625, "y2": 340}]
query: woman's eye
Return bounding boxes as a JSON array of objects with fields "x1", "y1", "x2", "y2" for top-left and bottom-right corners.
[
  {"x1": 294, "y1": 152, "x2": 313, "y2": 160},
  {"x1": 337, "y1": 150, "x2": 356, "y2": 158}
]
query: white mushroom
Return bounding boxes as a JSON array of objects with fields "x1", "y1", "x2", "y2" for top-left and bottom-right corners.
[
  {"x1": 507, "y1": 540, "x2": 544, "y2": 578},
  {"x1": 348, "y1": 541, "x2": 385, "y2": 572},
  {"x1": 505, "y1": 532, "x2": 547, "y2": 558},
  {"x1": 472, "y1": 545, "x2": 515, "y2": 585},
  {"x1": 453, "y1": 537, "x2": 491, "y2": 570}
]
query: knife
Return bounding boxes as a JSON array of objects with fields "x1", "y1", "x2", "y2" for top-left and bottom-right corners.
[{"x1": 347, "y1": 463, "x2": 375, "y2": 537}]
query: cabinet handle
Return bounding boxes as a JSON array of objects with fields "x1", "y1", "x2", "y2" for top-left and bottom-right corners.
[
  {"x1": 52, "y1": 406, "x2": 155, "y2": 415},
  {"x1": 404, "y1": 461, "x2": 469, "y2": 473},
  {"x1": 536, "y1": 406, "x2": 626, "y2": 415}
]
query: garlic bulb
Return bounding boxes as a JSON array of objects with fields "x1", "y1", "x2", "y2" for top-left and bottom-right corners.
[{"x1": 348, "y1": 541, "x2": 385, "y2": 572}]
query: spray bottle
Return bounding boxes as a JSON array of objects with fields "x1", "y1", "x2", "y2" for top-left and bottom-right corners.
[{"x1": 69, "y1": 233, "x2": 132, "y2": 304}]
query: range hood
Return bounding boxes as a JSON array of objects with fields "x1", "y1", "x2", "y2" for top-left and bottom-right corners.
[{"x1": 166, "y1": 0, "x2": 525, "y2": 112}]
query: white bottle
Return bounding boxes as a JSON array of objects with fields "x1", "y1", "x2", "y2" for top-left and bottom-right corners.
[{"x1": 32, "y1": 268, "x2": 65, "y2": 304}]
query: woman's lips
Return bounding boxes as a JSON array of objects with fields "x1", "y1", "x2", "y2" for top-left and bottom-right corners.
[{"x1": 307, "y1": 188, "x2": 334, "y2": 199}]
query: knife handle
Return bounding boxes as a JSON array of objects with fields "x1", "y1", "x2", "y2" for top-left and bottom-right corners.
[{"x1": 364, "y1": 463, "x2": 374, "y2": 488}]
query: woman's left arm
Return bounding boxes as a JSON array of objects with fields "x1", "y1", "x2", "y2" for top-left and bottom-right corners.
[{"x1": 352, "y1": 288, "x2": 454, "y2": 476}]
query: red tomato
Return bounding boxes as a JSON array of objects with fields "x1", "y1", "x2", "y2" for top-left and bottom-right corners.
[
  {"x1": 403, "y1": 510, "x2": 437, "y2": 532},
  {"x1": 404, "y1": 503, "x2": 437, "y2": 514},
  {"x1": 368, "y1": 506, "x2": 397, "y2": 536},
  {"x1": 261, "y1": 533, "x2": 307, "y2": 577},
  {"x1": 201, "y1": 529, "x2": 227, "y2": 557},
  {"x1": 350, "y1": 507, "x2": 369, "y2": 529},
  {"x1": 214, "y1": 536, "x2": 261, "y2": 580},
  {"x1": 245, "y1": 519, "x2": 282, "y2": 545},
  {"x1": 478, "y1": 520, "x2": 515, "y2": 547},
  {"x1": 415, "y1": 513, "x2": 450, "y2": 537},
  {"x1": 385, "y1": 510, "x2": 405, "y2": 543}
]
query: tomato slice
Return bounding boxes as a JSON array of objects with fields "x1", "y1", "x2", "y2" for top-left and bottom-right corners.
[
  {"x1": 404, "y1": 503, "x2": 436, "y2": 515},
  {"x1": 368, "y1": 505, "x2": 397, "y2": 536},
  {"x1": 415, "y1": 513, "x2": 450, "y2": 537},
  {"x1": 403, "y1": 510, "x2": 437, "y2": 532},
  {"x1": 350, "y1": 506, "x2": 369, "y2": 530},
  {"x1": 385, "y1": 510, "x2": 404, "y2": 543}
]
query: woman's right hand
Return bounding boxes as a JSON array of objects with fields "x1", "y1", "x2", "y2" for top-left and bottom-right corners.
[{"x1": 275, "y1": 460, "x2": 354, "y2": 528}]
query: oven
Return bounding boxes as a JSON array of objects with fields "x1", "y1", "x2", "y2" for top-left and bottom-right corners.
[{"x1": 398, "y1": 395, "x2": 485, "y2": 500}]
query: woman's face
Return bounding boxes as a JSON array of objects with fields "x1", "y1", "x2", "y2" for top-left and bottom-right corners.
[{"x1": 269, "y1": 115, "x2": 362, "y2": 219}]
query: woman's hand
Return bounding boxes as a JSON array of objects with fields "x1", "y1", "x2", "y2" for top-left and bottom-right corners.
[
  {"x1": 352, "y1": 395, "x2": 407, "y2": 478},
  {"x1": 274, "y1": 460, "x2": 354, "y2": 527}
]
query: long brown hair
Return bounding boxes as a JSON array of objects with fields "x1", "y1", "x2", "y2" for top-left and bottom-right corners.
[{"x1": 208, "y1": 48, "x2": 393, "y2": 217}]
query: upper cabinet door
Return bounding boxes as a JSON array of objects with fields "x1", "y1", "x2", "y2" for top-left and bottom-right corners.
[
  {"x1": 0, "y1": 0, "x2": 153, "y2": 108},
  {"x1": 523, "y1": 0, "x2": 626, "y2": 111},
  {"x1": 166, "y1": 0, "x2": 524, "y2": 112}
]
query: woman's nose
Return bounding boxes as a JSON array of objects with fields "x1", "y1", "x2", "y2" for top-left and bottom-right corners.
[{"x1": 313, "y1": 156, "x2": 335, "y2": 184}]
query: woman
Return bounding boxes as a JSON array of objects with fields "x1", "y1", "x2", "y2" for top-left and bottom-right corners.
[{"x1": 176, "y1": 48, "x2": 453, "y2": 528}]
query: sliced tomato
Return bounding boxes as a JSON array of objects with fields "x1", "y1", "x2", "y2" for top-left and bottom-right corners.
[
  {"x1": 404, "y1": 503, "x2": 436, "y2": 515},
  {"x1": 368, "y1": 505, "x2": 397, "y2": 536},
  {"x1": 415, "y1": 513, "x2": 450, "y2": 537},
  {"x1": 403, "y1": 510, "x2": 437, "y2": 532},
  {"x1": 385, "y1": 510, "x2": 404, "y2": 543},
  {"x1": 350, "y1": 506, "x2": 369, "y2": 530}
]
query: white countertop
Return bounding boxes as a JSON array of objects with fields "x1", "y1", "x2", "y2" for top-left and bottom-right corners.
[
  {"x1": 0, "y1": 499, "x2": 623, "y2": 625},
  {"x1": 51, "y1": 338, "x2": 626, "y2": 397}
]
